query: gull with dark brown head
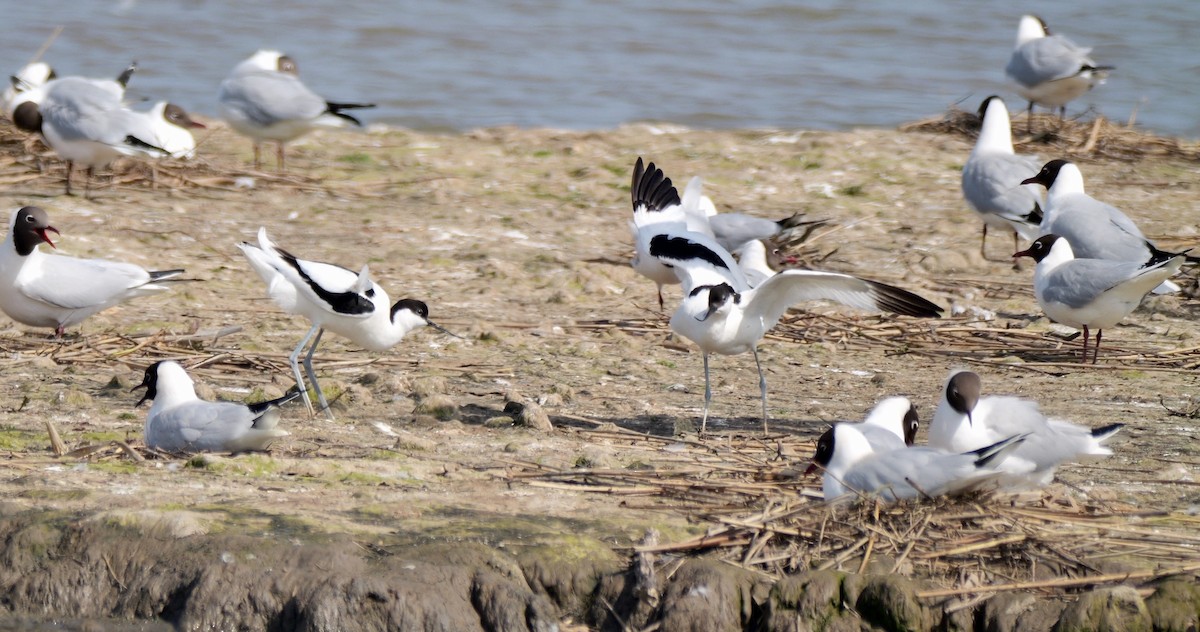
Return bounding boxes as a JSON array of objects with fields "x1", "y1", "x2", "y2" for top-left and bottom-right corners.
[
  {"x1": 0, "y1": 206, "x2": 183, "y2": 336},
  {"x1": 218, "y1": 50, "x2": 375, "y2": 170},
  {"x1": 810, "y1": 423, "x2": 1025, "y2": 502},
  {"x1": 1013, "y1": 234, "x2": 1185, "y2": 363},
  {"x1": 141, "y1": 102, "x2": 206, "y2": 159},
  {"x1": 1005, "y1": 14, "x2": 1112, "y2": 123},
  {"x1": 134, "y1": 360, "x2": 299, "y2": 453},
  {"x1": 930, "y1": 370, "x2": 1124, "y2": 486},
  {"x1": 1021, "y1": 159, "x2": 1190, "y2": 295}
]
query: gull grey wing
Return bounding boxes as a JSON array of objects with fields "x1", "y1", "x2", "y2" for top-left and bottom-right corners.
[
  {"x1": 1042, "y1": 200, "x2": 1149, "y2": 262},
  {"x1": 219, "y1": 71, "x2": 327, "y2": 127},
  {"x1": 963, "y1": 153, "x2": 1043, "y2": 222},
  {"x1": 1040, "y1": 259, "x2": 1145, "y2": 309},
  {"x1": 147, "y1": 401, "x2": 256, "y2": 452},
  {"x1": 708, "y1": 213, "x2": 781, "y2": 252},
  {"x1": 21, "y1": 256, "x2": 154, "y2": 310},
  {"x1": 1007, "y1": 36, "x2": 1093, "y2": 86}
]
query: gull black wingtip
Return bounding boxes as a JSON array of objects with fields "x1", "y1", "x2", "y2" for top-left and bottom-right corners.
[
  {"x1": 1143, "y1": 242, "x2": 1193, "y2": 268},
  {"x1": 1090, "y1": 423, "x2": 1124, "y2": 441},
  {"x1": 125, "y1": 135, "x2": 169, "y2": 155},
  {"x1": 116, "y1": 60, "x2": 137, "y2": 88},
  {"x1": 327, "y1": 101, "x2": 377, "y2": 126},
  {"x1": 247, "y1": 389, "x2": 304, "y2": 416}
]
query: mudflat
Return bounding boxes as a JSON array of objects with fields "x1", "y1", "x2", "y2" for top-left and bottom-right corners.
[{"x1": 0, "y1": 117, "x2": 1198, "y2": 630}]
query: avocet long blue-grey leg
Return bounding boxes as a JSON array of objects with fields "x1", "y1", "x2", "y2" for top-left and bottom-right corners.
[
  {"x1": 302, "y1": 328, "x2": 332, "y2": 418},
  {"x1": 240, "y1": 227, "x2": 452, "y2": 423},
  {"x1": 701, "y1": 353, "x2": 712, "y2": 434},
  {"x1": 753, "y1": 347, "x2": 768, "y2": 435},
  {"x1": 289, "y1": 324, "x2": 321, "y2": 418}
]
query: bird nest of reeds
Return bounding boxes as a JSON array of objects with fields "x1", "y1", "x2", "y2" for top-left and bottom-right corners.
[
  {"x1": 504, "y1": 427, "x2": 1200, "y2": 600},
  {"x1": 901, "y1": 106, "x2": 1200, "y2": 161}
]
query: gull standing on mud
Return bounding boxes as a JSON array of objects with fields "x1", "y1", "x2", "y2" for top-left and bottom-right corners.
[
  {"x1": 1005, "y1": 14, "x2": 1112, "y2": 121},
  {"x1": 218, "y1": 50, "x2": 375, "y2": 170},
  {"x1": 0, "y1": 206, "x2": 184, "y2": 336},
  {"x1": 810, "y1": 423, "x2": 1025, "y2": 502},
  {"x1": 238, "y1": 227, "x2": 457, "y2": 418},
  {"x1": 28, "y1": 74, "x2": 165, "y2": 195},
  {"x1": 1013, "y1": 234, "x2": 1184, "y2": 363},
  {"x1": 930, "y1": 370, "x2": 1124, "y2": 485},
  {"x1": 1021, "y1": 159, "x2": 1187, "y2": 294},
  {"x1": 961, "y1": 96, "x2": 1043, "y2": 258},
  {"x1": 135, "y1": 360, "x2": 299, "y2": 453}
]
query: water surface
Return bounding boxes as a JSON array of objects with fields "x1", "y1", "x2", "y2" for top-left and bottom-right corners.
[{"x1": 5, "y1": 1, "x2": 1199, "y2": 136}]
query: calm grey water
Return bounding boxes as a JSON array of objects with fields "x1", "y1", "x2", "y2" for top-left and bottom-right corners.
[{"x1": 4, "y1": 1, "x2": 1200, "y2": 137}]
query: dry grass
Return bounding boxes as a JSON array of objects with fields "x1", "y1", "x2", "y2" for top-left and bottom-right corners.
[{"x1": 505, "y1": 425, "x2": 1200, "y2": 599}]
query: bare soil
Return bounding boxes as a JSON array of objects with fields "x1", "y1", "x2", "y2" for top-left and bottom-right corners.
[{"x1": 1, "y1": 116, "x2": 1199, "y2": 629}]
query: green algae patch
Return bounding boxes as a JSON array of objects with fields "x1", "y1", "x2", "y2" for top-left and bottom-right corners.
[
  {"x1": 0, "y1": 428, "x2": 42, "y2": 451},
  {"x1": 18, "y1": 488, "x2": 91, "y2": 502},
  {"x1": 1056, "y1": 585, "x2": 1152, "y2": 632},
  {"x1": 763, "y1": 570, "x2": 848, "y2": 631},
  {"x1": 1145, "y1": 577, "x2": 1200, "y2": 632},
  {"x1": 516, "y1": 534, "x2": 623, "y2": 616}
]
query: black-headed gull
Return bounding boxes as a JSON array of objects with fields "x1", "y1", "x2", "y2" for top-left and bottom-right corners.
[
  {"x1": 811, "y1": 423, "x2": 1025, "y2": 502},
  {"x1": 218, "y1": 50, "x2": 375, "y2": 171},
  {"x1": 1021, "y1": 160, "x2": 1187, "y2": 295},
  {"x1": 141, "y1": 102, "x2": 206, "y2": 159},
  {"x1": 0, "y1": 206, "x2": 184, "y2": 336},
  {"x1": 135, "y1": 360, "x2": 299, "y2": 453},
  {"x1": 930, "y1": 370, "x2": 1123, "y2": 486},
  {"x1": 732, "y1": 240, "x2": 788, "y2": 288},
  {"x1": 3, "y1": 61, "x2": 55, "y2": 121},
  {"x1": 961, "y1": 96, "x2": 1043, "y2": 257},
  {"x1": 9, "y1": 62, "x2": 133, "y2": 136},
  {"x1": 238, "y1": 227, "x2": 456, "y2": 418},
  {"x1": 34, "y1": 76, "x2": 166, "y2": 195},
  {"x1": 803, "y1": 396, "x2": 920, "y2": 476},
  {"x1": 1013, "y1": 234, "x2": 1184, "y2": 363},
  {"x1": 1004, "y1": 14, "x2": 1112, "y2": 121},
  {"x1": 649, "y1": 226, "x2": 942, "y2": 434},
  {"x1": 854, "y1": 396, "x2": 920, "y2": 450}
]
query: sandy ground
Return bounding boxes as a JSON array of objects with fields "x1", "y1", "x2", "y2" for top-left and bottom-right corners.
[{"x1": 1, "y1": 116, "x2": 1200, "y2": 563}]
